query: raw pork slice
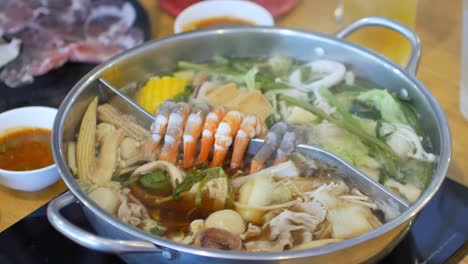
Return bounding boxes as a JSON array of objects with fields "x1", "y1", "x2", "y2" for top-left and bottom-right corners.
[
  {"x1": 0, "y1": 0, "x2": 144, "y2": 88},
  {"x1": 0, "y1": 27, "x2": 69, "y2": 87},
  {"x1": 0, "y1": 0, "x2": 47, "y2": 36}
]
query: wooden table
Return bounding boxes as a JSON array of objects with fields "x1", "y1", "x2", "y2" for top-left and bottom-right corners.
[{"x1": 0, "y1": 0, "x2": 466, "y2": 232}]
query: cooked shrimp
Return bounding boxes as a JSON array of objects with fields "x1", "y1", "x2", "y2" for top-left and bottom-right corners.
[
  {"x1": 197, "y1": 105, "x2": 228, "y2": 164},
  {"x1": 272, "y1": 131, "x2": 296, "y2": 165},
  {"x1": 273, "y1": 126, "x2": 307, "y2": 165},
  {"x1": 230, "y1": 115, "x2": 267, "y2": 168},
  {"x1": 183, "y1": 103, "x2": 210, "y2": 168},
  {"x1": 159, "y1": 102, "x2": 190, "y2": 163},
  {"x1": 255, "y1": 115, "x2": 269, "y2": 139},
  {"x1": 211, "y1": 110, "x2": 243, "y2": 167},
  {"x1": 250, "y1": 122, "x2": 288, "y2": 173},
  {"x1": 148, "y1": 100, "x2": 176, "y2": 152}
]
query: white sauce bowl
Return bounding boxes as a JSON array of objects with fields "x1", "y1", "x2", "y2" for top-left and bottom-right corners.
[
  {"x1": 0, "y1": 106, "x2": 59, "y2": 192},
  {"x1": 174, "y1": 0, "x2": 274, "y2": 34}
]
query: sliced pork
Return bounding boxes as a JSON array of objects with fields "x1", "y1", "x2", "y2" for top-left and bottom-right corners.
[{"x1": 0, "y1": 0, "x2": 144, "y2": 87}]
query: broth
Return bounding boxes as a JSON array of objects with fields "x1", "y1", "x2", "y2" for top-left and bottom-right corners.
[
  {"x1": 74, "y1": 53, "x2": 436, "y2": 252},
  {"x1": 0, "y1": 127, "x2": 53, "y2": 171},
  {"x1": 182, "y1": 16, "x2": 255, "y2": 31}
]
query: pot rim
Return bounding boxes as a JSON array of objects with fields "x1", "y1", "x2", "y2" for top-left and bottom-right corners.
[{"x1": 52, "y1": 26, "x2": 451, "y2": 260}]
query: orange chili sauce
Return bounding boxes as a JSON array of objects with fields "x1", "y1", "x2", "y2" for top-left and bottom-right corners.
[
  {"x1": 183, "y1": 16, "x2": 255, "y2": 31},
  {"x1": 0, "y1": 128, "x2": 54, "y2": 171}
]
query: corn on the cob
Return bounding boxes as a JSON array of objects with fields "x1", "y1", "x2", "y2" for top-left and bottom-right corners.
[{"x1": 135, "y1": 76, "x2": 187, "y2": 114}]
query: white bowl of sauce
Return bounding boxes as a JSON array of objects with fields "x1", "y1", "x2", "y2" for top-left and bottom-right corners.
[
  {"x1": 0, "y1": 106, "x2": 59, "y2": 192},
  {"x1": 174, "y1": 0, "x2": 274, "y2": 33}
]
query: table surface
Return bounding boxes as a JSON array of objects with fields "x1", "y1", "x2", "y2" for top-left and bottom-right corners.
[{"x1": 0, "y1": 0, "x2": 466, "y2": 232}]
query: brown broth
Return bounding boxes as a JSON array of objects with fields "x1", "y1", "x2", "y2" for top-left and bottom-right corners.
[
  {"x1": 0, "y1": 127, "x2": 53, "y2": 171},
  {"x1": 183, "y1": 16, "x2": 255, "y2": 31},
  {"x1": 131, "y1": 183, "x2": 220, "y2": 232}
]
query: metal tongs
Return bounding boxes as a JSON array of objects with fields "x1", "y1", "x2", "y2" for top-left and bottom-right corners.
[{"x1": 98, "y1": 77, "x2": 409, "y2": 220}]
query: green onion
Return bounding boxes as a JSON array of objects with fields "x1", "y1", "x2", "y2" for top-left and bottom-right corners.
[
  {"x1": 172, "y1": 166, "x2": 223, "y2": 200},
  {"x1": 139, "y1": 170, "x2": 172, "y2": 196},
  {"x1": 150, "y1": 226, "x2": 165, "y2": 235},
  {"x1": 177, "y1": 61, "x2": 258, "y2": 90},
  {"x1": 279, "y1": 94, "x2": 400, "y2": 162},
  {"x1": 194, "y1": 167, "x2": 226, "y2": 207}
]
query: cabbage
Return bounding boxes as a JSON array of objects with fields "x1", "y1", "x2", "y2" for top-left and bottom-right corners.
[
  {"x1": 268, "y1": 55, "x2": 293, "y2": 78},
  {"x1": 322, "y1": 138, "x2": 381, "y2": 177},
  {"x1": 285, "y1": 106, "x2": 319, "y2": 124},
  {"x1": 357, "y1": 89, "x2": 412, "y2": 126},
  {"x1": 314, "y1": 122, "x2": 381, "y2": 176},
  {"x1": 399, "y1": 158, "x2": 434, "y2": 189}
]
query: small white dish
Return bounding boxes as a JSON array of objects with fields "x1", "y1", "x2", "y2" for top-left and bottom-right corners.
[
  {"x1": 174, "y1": 0, "x2": 274, "y2": 34},
  {"x1": 0, "y1": 106, "x2": 59, "y2": 192}
]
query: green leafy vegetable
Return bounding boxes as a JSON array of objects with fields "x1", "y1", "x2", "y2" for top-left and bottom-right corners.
[
  {"x1": 195, "y1": 167, "x2": 226, "y2": 207},
  {"x1": 150, "y1": 226, "x2": 165, "y2": 235},
  {"x1": 372, "y1": 146, "x2": 398, "y2": 183},
  {"x1": 299, "y1": 66, "x2": 327, "y2": 84},
  {"x1": 213, "y1": 55, "x2": 230, "y2": 65},
  {"x1": 398, "y1": 100, "x2": 420, "y2": 133},
  {"x1": 173, "y1": 85, "x2": 194, "y2": 102},
  {"x1": 139, "y1": 170, "x2": 172, "y2": 196},
  {"x1": 349, "y1": 100, "x2": 382, "y2": 120},
  {"x1": 375, "y1": 120, "x2": 393, "y2": 142},
  {"x1": 279, "y1": 93, "x2": 400, "y2": 161},
  {"x1": 357, "y1": 89, "x2": 414, "y2": 127},
  {"x1": 332, "y1": 80, "x2": 374, "y2": 93},
  {"x1": 120, "y1": 176, "x2": 140, "y2": 187},
  {"x1": 320, "y1": 89, "x2": 399, "y2": 156},
  {"x1": 300, "y1": 66, "x2": 312, "y2": 83},
  {"x1": 177, "y1": 61, "x2": 258, "y2": 90},
  {"x1": 244, "y1": 67, "x2": 259, "y2": 91},
  {"x1": 255, "y1": 72, "x2": 289, "y2": 91},
  {"x1": 265, "y1": 114, "x2": 279, "y2": 129},
  {"x1": 399, "y1": 159, "x2": 434, "y2": 189},
  {"x1": 378, "y1": 169, "x2": 391, "y2": 185},
  {"x1": 322, "y1": 136, "x2": 379, "y2": 170},
  {"x1": 268, "y1": 55, "x2": 293, "y2": 78},
  {"x1": 172, "y1": 165, "x2": 223, "y2": 201}
]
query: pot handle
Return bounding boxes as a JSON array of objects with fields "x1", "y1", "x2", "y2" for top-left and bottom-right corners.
[
  {"x1": 335, "y1": 16, "x2": 421, "y2": 75},
  {"x1": 47, "y1": 191, "x2": 174, "y2": 259}
]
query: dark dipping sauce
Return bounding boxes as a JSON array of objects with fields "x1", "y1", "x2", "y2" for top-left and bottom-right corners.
[
  {"x1": 183, "y1": 16, "x2": 255, "y2": 31},
  {"x1": 0, "y1": 128, "x2": 54, "y2": 171}
]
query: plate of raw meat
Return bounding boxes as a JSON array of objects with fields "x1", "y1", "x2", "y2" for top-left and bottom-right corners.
[{"x1": 0, "y1": 0, "x2": 150, "y2": 110}]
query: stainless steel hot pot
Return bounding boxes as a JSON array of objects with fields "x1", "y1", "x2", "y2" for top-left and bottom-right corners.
[{"x1": 47, "y1": 17, "x2": 451, "y2": 263}]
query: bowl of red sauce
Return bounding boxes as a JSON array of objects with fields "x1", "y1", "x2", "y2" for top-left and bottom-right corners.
[
  {"x1": 173, "y1": 0, "x2": 274, "y2": 33},
  {"x1": 0, "y1": 106, "x2": 59, "y2": 192}
]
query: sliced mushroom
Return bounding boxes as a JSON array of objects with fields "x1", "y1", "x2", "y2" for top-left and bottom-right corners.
[
  {"x1": 89, "y1": 128, "x2": 125, "y2": 185},
  {"x1": 118, "y1": 137, "x2": 156, "y2": 169},
  {"x1": 193, "y1": 228, "x2": 242, "y2": 251},
  {"x1": 88, "y1": 187, "x2": 120, "y2": 214},
  {"x1": 120, "y1": 137, "x2": 141, "y2": 160},
  {"x1": 96, "y1": 123, "x2": 116, "y2": 144}
]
